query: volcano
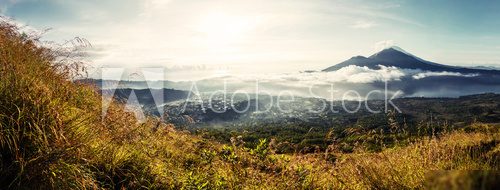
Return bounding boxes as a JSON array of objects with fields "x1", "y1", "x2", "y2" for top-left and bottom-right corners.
[{"x1": 323, "y1": 46, "x2": 500, "y2": 75}]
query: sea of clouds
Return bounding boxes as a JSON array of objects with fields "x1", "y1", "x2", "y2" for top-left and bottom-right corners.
[
  {"x1": 166, "y1": 65, "x2": 488, "y2": 100},
  {"x1": 227, "y1": 65, "x2": 478, "y2": 85},
  {"x1": 101, "y1": 65, "x2": 496, "y2": 100}
]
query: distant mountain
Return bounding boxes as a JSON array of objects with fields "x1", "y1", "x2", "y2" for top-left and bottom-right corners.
[
  {"x1": 323, "y1": 46, "x2": 500, "y2": 75},
  {"x1": 102, "y1": 88, "x2": 189, "y2": 105}
]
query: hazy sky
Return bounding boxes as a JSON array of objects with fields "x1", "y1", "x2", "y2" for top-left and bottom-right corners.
[{"x1": 2, "y1": 0, "x2": 500, "y2": 80}]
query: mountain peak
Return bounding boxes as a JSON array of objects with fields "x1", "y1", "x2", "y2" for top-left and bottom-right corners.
[
  {"x1": 370, "y1": 46, "x2": 411, "y2": 58},
  {"x1": 351, "y1": 55, "x2": 367, "y2": 59},
  {"x1": 323, "y1": 46, "x2": 500, "y2": 74},
  {"x1": 386, "y1": 46, "x2": 407, "y2": 53},
  {"x1": 369, "y1": 46, "x2": 435, "y2": 66}
]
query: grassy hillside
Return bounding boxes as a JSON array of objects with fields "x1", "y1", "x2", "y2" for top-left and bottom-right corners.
[{"x1": 1, "y1": 21, "x2": 499, "y2": 189}]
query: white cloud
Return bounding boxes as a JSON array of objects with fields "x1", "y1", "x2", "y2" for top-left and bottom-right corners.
[
  {"x1": 351, "y1": 20, "x2": 376, "y2": 29},
  {"x1": 373, "y1": 40, "x2": 394, "y2": 51},
  {"x1": 326, "y1": 65, "x2": 406, "y2": 83},
  {"x1": 222, "y1": 65, "x2": 408, "y2": 86},
  {"x1": 412, "y1": 72, "x2": 479, "y2": 79},
  {"x1": 196, "y1": 65, "x2": 482, "y2": 92},
  {"x1": 157, "y1": 65, "x2": 488, "y2": 100}
]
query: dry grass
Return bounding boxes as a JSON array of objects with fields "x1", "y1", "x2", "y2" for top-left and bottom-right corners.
[{"x1": 1, "y1": 20, "x2": 499, "y2": 189}]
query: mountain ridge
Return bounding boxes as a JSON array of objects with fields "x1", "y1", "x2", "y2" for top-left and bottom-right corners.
[{"x1": 323, "y1": 47, "x2": 500, "y2": 75}]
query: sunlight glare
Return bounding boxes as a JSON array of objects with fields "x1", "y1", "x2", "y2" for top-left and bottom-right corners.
[{"x1": 195, "y1": 12, "x2": 257, "y2": 49}]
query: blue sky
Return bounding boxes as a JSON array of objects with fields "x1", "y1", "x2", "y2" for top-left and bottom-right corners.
[{"x1": 1, "y1": 0, "x2": 500, "y2": 80}]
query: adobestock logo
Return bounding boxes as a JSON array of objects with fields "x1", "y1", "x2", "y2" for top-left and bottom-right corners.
[
  {"x1": 182, "y1": 80, "x2": 403, "y2": 114},
  {"x1": 100, "y1": 67, "x2": 165, "y2": 123}
]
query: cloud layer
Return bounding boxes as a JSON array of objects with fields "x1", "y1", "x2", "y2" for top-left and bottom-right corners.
[
  {"x1": 219, "y1": 65, "x2": 479, "y2": 85},
  {"x1": 154, "y1": 65, "x2": 495, "y2": 100},
  {"x1": 412, "y1": 71, "x2": 479, "y2": 79}
]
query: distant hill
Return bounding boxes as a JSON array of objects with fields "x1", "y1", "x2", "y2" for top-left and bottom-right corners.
[
  {"x1": 103, "y1": 88, "x2": 189, "y2": 104},
  {"x1": 323, "y1": 46, "x2": 500, "y2": 75},
  {"x1": 77, "y1": 79, "x2": 190, "y2": 116},
  {"x1": 77, "y1": 79, "x2": 189, "y2": 103}
]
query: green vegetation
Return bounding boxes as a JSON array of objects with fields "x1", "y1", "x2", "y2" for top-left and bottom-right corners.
[
  {"x1": 195, "y1": 95, "x2": 500, "y2": 154},
  {"x1": 193, "y1": 113, "x2": 431, "y2": 154},
  {"x1": 1, "y1": 21, "x2": 499, "y2": 189}
]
